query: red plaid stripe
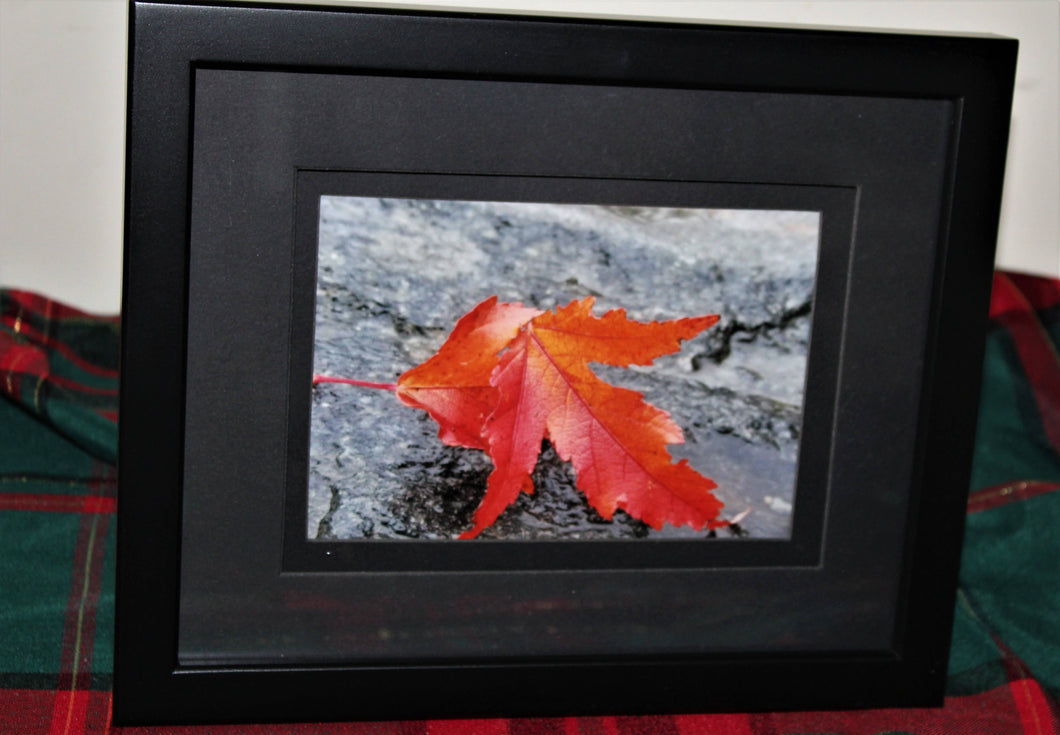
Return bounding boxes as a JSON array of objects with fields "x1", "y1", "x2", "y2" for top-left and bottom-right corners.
[
  {"x1": 40, "y1": 375, "x2": 119, "y2": 397},
  {"x1": 967, "y1": 481, "x2": 1060, "y2": 514},
  {"x1": 80, "y1": 692, "x2": 1054, "y2": 735},
  {"x1": 0, "y1": 493, "x2": 116, "y2": 514},
  {"x1": 0, "y1": 690, "x2": 111, "y2": 735}
]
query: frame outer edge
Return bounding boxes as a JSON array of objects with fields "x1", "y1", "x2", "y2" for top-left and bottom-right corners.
[
  {"x1": 114, "y1": 0, "x2": 1019, "y2": 723},
  {"x1": 895, "y1": 36, "x2": 1018, "y2": 699}
]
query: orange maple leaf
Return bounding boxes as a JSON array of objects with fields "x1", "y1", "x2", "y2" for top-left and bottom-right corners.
[{"x1": 394, "y1": 296, "x2": 723, "y2": 538}]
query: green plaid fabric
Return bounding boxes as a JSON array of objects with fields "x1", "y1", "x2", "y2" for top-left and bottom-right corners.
[
  {"x1": 1, "y1": 277, "x2": 1057, "y2": 734},
  {"x1": 1, "y1": 290, "x2": 117, "y2": 733}
]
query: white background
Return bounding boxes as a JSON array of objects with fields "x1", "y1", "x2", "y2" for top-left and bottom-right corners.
[{"x1": 1, "y1": 0, "x2": 1057, "y2": 313}]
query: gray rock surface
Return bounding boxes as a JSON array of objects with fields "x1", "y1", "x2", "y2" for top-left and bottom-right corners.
[{"x1": 309, "y1": 197, "x2": 818, "y2": 540}]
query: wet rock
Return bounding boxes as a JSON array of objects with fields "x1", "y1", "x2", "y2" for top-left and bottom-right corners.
[{"x1": 309, "y1": 198, "x2": 818, "y2": 540}]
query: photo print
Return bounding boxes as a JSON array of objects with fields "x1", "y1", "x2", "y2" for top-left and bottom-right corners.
[{"x1": 309, "y1": 196, "x2": 819, "y2": 541}]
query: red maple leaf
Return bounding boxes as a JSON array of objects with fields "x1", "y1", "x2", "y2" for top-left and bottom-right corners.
[
  {"x1": 395, "y1": 297, "x2": 542, "y2": 451},
  {"x1": 392, "y1": 296, "x2": 724, "y2": 538}
]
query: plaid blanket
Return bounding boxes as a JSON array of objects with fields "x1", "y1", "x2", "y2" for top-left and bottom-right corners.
[{"x1": 2, "y1": 275, "x2": 1057, "y2": 734}]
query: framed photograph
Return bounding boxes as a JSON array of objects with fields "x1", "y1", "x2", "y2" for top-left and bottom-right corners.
[{"x1": 116, "y1": 0, "x2": 1016, "y2": 725}]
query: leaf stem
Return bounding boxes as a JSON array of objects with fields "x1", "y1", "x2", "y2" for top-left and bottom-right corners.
[{"x1": 313, "y1": 375, "x2": 397, "y2": 391}]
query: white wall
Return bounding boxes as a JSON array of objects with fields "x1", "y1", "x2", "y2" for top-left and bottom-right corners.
[{"x1": 1, "y1": 0, "x2": 1056, "y2": 313}]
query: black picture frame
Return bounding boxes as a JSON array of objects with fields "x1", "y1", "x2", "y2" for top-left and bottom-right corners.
[{"x1": 116, "y1": 0, "x2": 1016, "y2": 725}]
